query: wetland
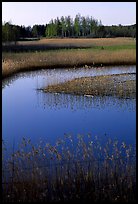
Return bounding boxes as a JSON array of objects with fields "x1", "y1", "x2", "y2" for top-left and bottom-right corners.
[{"x1": 2, "y1": 38, "x2": 136, "y2": 202}]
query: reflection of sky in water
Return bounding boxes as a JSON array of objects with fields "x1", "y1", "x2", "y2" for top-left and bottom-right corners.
[
  {"x1": 2, "y1": 65, "x2": 136, "y2": 89},
  {"x1": 2, "y1": 65, "x2": 136, "y2": 160},
  {"x1": 37, "y1": 92, "x2": 136, "y2": 112}
]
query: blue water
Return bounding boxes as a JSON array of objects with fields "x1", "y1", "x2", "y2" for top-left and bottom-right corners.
[{"x1": 2, "y1": 66, "x2": 136, "y2": 158}]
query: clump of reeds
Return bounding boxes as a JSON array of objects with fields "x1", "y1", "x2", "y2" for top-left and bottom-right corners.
[
  {"x1": 43, "y1": 74, "x2": 136, "y2": 99},
  {"x1": 2, "y1": 134, "x2": 136, "y2": 202}
]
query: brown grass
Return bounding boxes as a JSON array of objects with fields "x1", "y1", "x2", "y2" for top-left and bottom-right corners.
[
  {"x1": 2, "y1": 37, "x2": 136, "y2": 78},
  {"x1": 17, "y1": 37, "x2": 135, "y2": 47},
  {"x1": 2, "y1": 135, "x2": 136, "y2": 202},
  {"x1": 43, "y1": 73, "x2": 136, "y2": 99},
  {"x1": 2, "y1": 49, "x2": 136, "y2": 78}
]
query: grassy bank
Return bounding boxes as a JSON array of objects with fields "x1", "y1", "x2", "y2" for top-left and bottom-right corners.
[
  {"x1": 2, "y1": 135, "x2": 136, "y2": 202},
  {"x1": 43, "y1": 73, "x2": 136, "y2": 99},
  {"x1": 3, "y1": 37, "x2": 136, "y2": 51},
  {"x1": 2, "y1": 37, "x2": 136, "y2": 78}
]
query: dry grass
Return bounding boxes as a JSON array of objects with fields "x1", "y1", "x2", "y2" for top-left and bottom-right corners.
[
  {"x1": 43, "y1": 73, "x2": 136, "y2": 99},
  {"x1": 2, "y1": 135, "x2": 136, "y2": 202},
  {"x1": 17, "y1": 37, "x2": 135, "y2": 47},
  {"x1": 2, "y1": 49, "x2": 136, "y2": 78},
  {"x1": 3, "y1": 37, "x2": 135, "y2": 52},
  {"x1": 2, "y1": 37, "x2": 136, "y2": 78}
]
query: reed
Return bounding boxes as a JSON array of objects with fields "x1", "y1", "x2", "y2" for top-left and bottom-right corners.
[
  {"x1": 43, "y1": 73, "x2": 136, "y2": 99},
  {"x1": 2, "y1": 134, "x2": 136, "y2": 202},
  {"x1": 3, "y1": 37, "x2": 136, "y2": 49},
  {"x1": 2, "y1": 37, "x2": 136, "y2": 79}
]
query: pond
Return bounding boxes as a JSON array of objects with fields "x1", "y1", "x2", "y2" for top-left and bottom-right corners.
[{"x1": 2, "y1": 65, "x2": 136, "y2": 159}]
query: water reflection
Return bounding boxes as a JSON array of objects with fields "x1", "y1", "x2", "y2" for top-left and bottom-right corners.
[
  {"x1": 2, "y1": 75, "x2": 18, "y2": 89},
  {"x1": 2, "y1": 65, "x2": 136, "y2": 159},
  {"x1": 2, "y1": 65, "x2": 136, "y2": 89},
  {"x1": 36, "y1": 91, "x2": 136, "y2": 112}
]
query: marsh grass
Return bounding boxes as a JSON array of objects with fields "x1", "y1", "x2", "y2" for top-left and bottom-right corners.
[
  {"x1": 2, "y1": 37, "x2": 136, "y2": 78},
  {"x1": 2, "y1": 134, "x2": 136, "y2": 202},
  {"x1": 3, "y1": 37, "x2": 136, "y2": 51},
  {"x1": 43, "y1": 73, "x2": 136, "y2": 99}
]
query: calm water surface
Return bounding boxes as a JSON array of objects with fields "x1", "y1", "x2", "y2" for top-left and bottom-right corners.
[{"x1": 2, "y1": 65, "x2": 136, "y2": 158}]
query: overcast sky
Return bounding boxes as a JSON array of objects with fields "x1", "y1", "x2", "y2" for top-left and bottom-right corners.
[{"x1": 2, "y1": 2, "x2": 136, "y2": 27}]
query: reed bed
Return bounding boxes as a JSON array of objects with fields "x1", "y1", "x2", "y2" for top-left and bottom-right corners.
[
  {"x1": 6, "y1": 37, "x2": 136, "y2": 47},
  {"x1": 43, "y1": 73, "x2": 136, "y2": 99},
  {"x1": 2, "y1": 48, "x2": 136, "y2": 79},
  {"x1": 2, "y1": 37, "x2": 136, "y2": 78},
  {"x1": 2, "y1": 134, "x2": 136, "y2": 202}
]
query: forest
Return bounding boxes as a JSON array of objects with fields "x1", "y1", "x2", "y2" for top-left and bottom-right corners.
[{"x1": 2, "y1": 13, "x2": 136, "y2": 43}]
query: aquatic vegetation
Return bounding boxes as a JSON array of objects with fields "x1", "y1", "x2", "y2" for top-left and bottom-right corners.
[
  {"x1": 43, "y1": 73, "x2": 136, "y2": 99},
  {"x1": 2, "y1": 134, "x2": 136, "y2": 202}
]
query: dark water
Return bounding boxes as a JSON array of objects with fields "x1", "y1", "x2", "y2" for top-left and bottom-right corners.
[{"x1": 2, "y1": 65, "x2": 136, "y2": 158}]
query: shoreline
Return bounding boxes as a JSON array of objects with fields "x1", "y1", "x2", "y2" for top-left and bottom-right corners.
[
  {"x1": 2, "y1": 50, "x2": 136, "y2": 79},
  {"x1": 2, "y1": 62, "x2": 136, "y2": 79},
  {"x1": 2, "y1": 37, "x2": 136, "y2": 79},
  {"x1": 43, "y1": 73, "x2": 136, "y2": 99}
]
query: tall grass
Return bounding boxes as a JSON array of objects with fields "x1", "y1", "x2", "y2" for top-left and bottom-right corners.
[
  {"x1": 2, "y1": 134, "x2": 136, "y2": 202},
  {"x1": 10, "y1": 37, "x2": 137, "y2": 47},
  {"x1": 2, "y1": 48, "x2": 136, "y2": 78},
  {"x1": 43, "y1": 73, "x2": 136, "y2": 99},
  {"x1": 2, "y1": 37, "x2": 136, "y2": 78}
]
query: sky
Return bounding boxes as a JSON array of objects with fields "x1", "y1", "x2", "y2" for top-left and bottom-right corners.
[{"x1": 2, "y1": 2, "x2": 136, "y2": 27}]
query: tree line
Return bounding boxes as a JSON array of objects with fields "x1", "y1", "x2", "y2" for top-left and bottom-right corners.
[{"x1": 2, "y1": 14, "x2": 136, "y2": 43}]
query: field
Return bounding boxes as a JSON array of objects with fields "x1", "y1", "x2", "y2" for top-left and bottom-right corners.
[
  {"x1": 3, "y1": 37, "x2": 136, "y2": 48},
  {"x1": 2, "y1": 37, "x2": 136, "y2": 78}
]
